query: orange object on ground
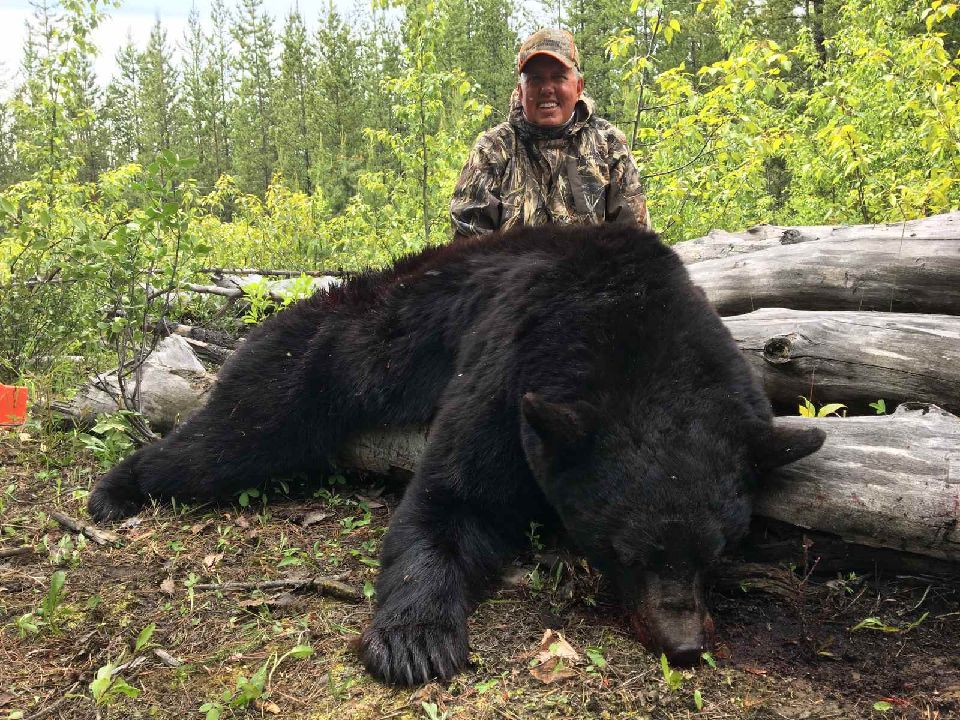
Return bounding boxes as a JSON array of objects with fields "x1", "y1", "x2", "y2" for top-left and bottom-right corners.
[{"x1": 0, "y1": 385, "x2": 28, "y2": 426}]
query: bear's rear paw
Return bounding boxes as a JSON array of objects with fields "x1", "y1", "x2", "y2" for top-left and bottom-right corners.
[
  {"x1": 359, "y1": 619, "x2": 469, "y2": 686},
  {"x1": 88, "y1": 464, "x2": 146, "y2": 524}
]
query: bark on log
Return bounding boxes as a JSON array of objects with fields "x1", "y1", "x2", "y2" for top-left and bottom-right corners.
[
  {"x1": 722, "y1": 309, "x2": 960, "y2": 415},
  {"x1": 762, "y1": 404, "x2": 960, "y2": 562},
  {"x1": 337, "y1": 405, "x2": 960, "y2": 564},
  {"x1": 50, "y1": 336, "x2": 216, "y2": 433},
  {"x1": 673, "y1": 210, "x2": 960, "y2": 264},
  {"x1": 684, "y1": 226, "x2": 960, "y2": 316}
]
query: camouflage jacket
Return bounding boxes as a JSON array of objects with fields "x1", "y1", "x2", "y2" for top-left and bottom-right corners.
[{"x1": 450, "y1": 92, "x2": 650, "y2": 238}]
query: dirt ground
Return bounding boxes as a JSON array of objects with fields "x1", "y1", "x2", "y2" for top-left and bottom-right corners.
[{"x1": 2, "y1": 430, "x2": 958, "y2": 720}]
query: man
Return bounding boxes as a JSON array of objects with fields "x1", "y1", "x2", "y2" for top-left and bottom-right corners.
[{"x1": 450, "y1": 28, "x2": 651, "y2": 239}]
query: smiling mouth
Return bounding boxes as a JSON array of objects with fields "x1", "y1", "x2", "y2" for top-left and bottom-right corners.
[{"x1": 538, "y1": 102, "x2": 559, "y2": 110}]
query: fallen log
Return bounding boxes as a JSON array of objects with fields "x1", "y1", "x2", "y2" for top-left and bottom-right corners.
[
  {"x1": 672, "y1": 211, "x2": 960, "y2": 264},
  {"x1": 761, "y1": 404, "x2": 960, "y2": 562},
  {"x1": 337, "y1": 404, "x2": 960, "y2": 564},
  {"x1": 685, "y1": 232, "x2": 960, "y2": 316},
  {"x1": 722, "y1": 309, "x2": 960, "y2": 415},
  {"x1": 50, "y1": 336, "x2": 216, "y2": 433}
]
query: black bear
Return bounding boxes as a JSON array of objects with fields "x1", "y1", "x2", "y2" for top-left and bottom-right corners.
[{"x1": 89, "y1": 223, "x2": 824, "y2": 685}]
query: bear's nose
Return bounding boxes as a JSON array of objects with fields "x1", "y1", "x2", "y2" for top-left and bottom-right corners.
[{"x1": 664, "y1": 642, "x2": 707, "y2": 667}]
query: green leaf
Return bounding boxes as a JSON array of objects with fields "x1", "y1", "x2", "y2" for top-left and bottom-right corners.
[
  {"x1": 873, "y1": 701, "x2": 893, "y2": 712},
  {"x1": 134, "y1": 623, "x2": 156, "y2": 653},
  {"x1": 660, "y1": 653, "x2": 683, "y2": 691},
  {"x1": 694, "y1": 688, "x2": 703, "y2": 710},
  {"x1": 474, "y1": 678, "x2": 498, "y2": 693},
  {"x1": 288, "y1": 645, "x2": 314, "y2": 659},
  {"x1": 363, "y1": 580, "x2": 376, "y2": 600},
  {"x1": 89, "y1": 663, "x2": 115, "y2": 703},
  {"x1": 41, "y1": 571, "x2": 66, "y2": 618},
  {"x1": 817, "y1": 403, "x2": 846, "y2": 417},
  {"x1": 586, "y1": 647, "x2": 607, "y2": 668},
  {"x1": 850, "y1": 617, "x2": 900, "y2": 633}
]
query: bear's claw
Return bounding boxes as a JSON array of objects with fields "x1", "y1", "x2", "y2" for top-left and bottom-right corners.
[{"x1": 359, "y1": 620, "x2": 469, "y2": 686}]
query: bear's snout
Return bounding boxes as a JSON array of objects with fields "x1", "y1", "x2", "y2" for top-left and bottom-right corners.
[
  {"x1": 626, "y1": 568, "x2": 715, "y2": 666},
  {"x1": 629, "y1": 606, "x2": 715, "y2": 666}
]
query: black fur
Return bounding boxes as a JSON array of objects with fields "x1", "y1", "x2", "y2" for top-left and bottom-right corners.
[{"x1": 88, "y1": 223, "x2": 824, "y2": 684}]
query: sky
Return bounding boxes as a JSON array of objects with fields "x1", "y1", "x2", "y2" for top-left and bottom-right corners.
[{"x1": 0, "y1": 0, "x2": 363, "y2": 98}]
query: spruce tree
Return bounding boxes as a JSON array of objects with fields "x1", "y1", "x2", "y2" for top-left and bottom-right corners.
[
  {"x1": 103, "y1": 34, "x2": 144, "y2": 166},
  {"x1": 275, "y1": 8, "x2": 318, "y2": 194},
  {"x1": 230, "y1": 0, "x2": 277, "y2": 195},
  {"x1": 139, "y1": 18, "x2": 181, "y2": 158},
  {"x1": 206, "y1": 0, "x2": 234, "y2": 184}
]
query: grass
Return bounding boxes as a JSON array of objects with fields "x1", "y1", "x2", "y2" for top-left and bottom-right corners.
[{"x1": 1, "y1": 428, "x2": 958, "y2": 719}]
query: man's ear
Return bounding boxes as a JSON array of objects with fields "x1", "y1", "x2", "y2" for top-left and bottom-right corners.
[
  {"x1": 575, "y1": 73, "x2": 584, "y2": 96},
  {"x1": 521, "y1": 392, "x2": 599, "y2": 451},
  {"x1": 750, "y1": 422, "x2": 826, "y2": 472}
]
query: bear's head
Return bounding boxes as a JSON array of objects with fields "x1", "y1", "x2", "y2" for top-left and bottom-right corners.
[{"x1": 520, "y1": 391, "x2": 825, "y2": 666}]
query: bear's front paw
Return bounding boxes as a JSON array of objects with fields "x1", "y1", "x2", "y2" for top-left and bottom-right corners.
[
  {"x1": 359, "y1": 619, "x2": 469, "y2": 686},
  {"x1": 88, "y1": 465, "x2": 146, "y2": 524}
]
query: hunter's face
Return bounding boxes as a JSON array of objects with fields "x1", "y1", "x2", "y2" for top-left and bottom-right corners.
[{"x1": 518, "y1": 55, "x2": 583, "y2": 128}]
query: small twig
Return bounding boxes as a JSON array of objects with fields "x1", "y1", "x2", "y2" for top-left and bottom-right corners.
[
  {"x1": 49, "y1": 511, "x2": 119, "y2": 546},
  {"x1": 153, "y1": 648, "x2": 183, "y2": 667},
  {"x1": 112, "y1": 655, "x2": 147, "y2": 676},
  {"x1": 193, "y1": 576, "x2": 361, "y2": 603},
  {"x1": 0, "y1": 545, "x2": 34, "y2": 559},
  {"x1": 23, "y1": 680, "x2": 81, "y2": 720}
]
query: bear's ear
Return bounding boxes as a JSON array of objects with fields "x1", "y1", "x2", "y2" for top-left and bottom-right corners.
[
  {"x1": 521, "y1": 392, "x2": 599, "y2": 451},
  {"x1": 750, "y1": 422, "x2": 826, "y2": 472}
]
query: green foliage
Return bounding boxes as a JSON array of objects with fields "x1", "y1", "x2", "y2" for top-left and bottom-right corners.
[
  {"x1": 39, "y1": 570, "x2": 67, "y2": 631},
  {"x1": 660, "y1": 652, "x2": 685, "y2": 691},
  {"x1": 76, "y1": 411, "x2": 138, "y2": 468},
  {"x1": 17, "y1": 570, "x2": 68, "y2": 636},
  {"x1": 90, "y1": 661, "x2": 141, "y2": 705},
  {"x1": 3, "y1": 0, "x2": 959, "y2": 395},
  {"x1": 616, "y1": 0, "x2": 960, "y2": 242},
  {"x1": 200, "y1": 643, "x2": 314, "y2": 717},
  {"x1": 850, "y1": 612, "x2": 929, "y2": 633},
  {"x1": 585, "y1": 646, "x2": 607, "y2": 671},
  {"x1": 134, "y1": 622, "x2": 156, "y2": 653},
  {"x1": 798, "y1": 397, "x2": 847, "y2": 418}
]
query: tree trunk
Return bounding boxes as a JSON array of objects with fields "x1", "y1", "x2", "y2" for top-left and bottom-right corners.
[{"x1": 722, "y1": 309, "x2": 960, "y2": 415}]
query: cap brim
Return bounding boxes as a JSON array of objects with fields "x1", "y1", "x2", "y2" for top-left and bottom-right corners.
[{"x1": 518, "y1": 51, "x2": 577, "y2": 73}]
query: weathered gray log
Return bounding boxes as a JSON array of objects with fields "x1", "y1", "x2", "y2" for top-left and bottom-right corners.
[
  {"x1": 722, "y1": 309, "x2": 960, "y2": 415},
  {"x1": 673, "y1": 210, "x2": 960, "y2": 263},
  {"x1": 50, "y1": 336, "x2": 215, "y2": 433},
  {"x1": 763, "y1": 404, "x2": 960, "y2": 562},
  {"x1": 684, "y1": 227, "x2": 960, "y2": 316},
  {"x1": 338, "y1": 405, "x2": 960, "y2": 563}
]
